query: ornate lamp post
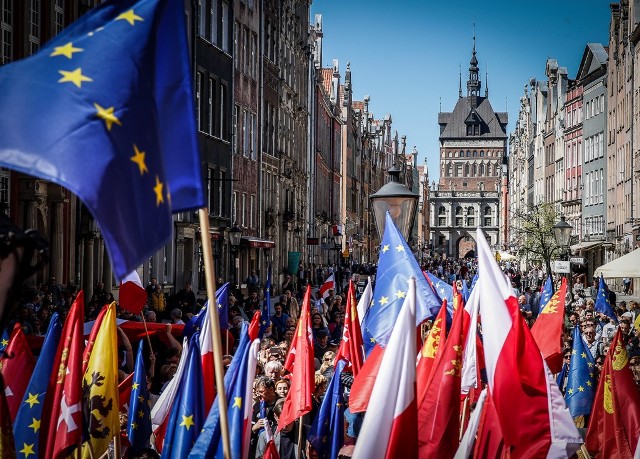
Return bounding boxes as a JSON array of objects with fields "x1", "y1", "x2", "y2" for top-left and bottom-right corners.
[
  {"x1": 553, "y1": 215, "x2": 573, "y2": 289},
  {"x1": 370, "y1": 165, "x2": 419, "y2": 242}
]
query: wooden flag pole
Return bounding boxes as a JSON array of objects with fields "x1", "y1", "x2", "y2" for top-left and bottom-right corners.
[
  {"x1": 198, "y1": 208, "x2": 231, "y2": 459},
  {"x1": 297, "y1": 416, "x2": 304, "y2": 459},
  {"x1": 140, "y1": 313, "x2": 155, "y2": 356}
]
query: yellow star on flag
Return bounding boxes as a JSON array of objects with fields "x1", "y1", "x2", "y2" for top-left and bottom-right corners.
[
  {"x1": 130, "y1": 145, "x2": 148, "y2": 175},
  {"x1": 154, "y1": 176, "x2": 164, "y2": 205},
  {"x1": 58, "y1": 68, "x2": 92, "y2": 88},
  {"x1": 138, "y1": 395, "x2": 145, "y2": 403},
  {"x1": 232, "y1": 397, "x2": 242, "y2": 409},
  {"x1": 131, "y1": 382, "x2": 139, "y2": 391},
  {"x1": 28, "y1": 417, "x2": 40, "y2": 433},
  {"x1": 20, "y1": 443, "x2": 35, "y2": 458},
  {"x1": 587, "y1": 380, "x2": 592, "y2": 386},
  {"x1": 395, "y1": 290, "x2": 406, "y2": 299},
  {"x1": 572, "y1": 349, "x2": 577, "y2": 355},
  {"x1": 396, "y1": 244, "x2": 404, "y2": 252},
  {"x1": 581, "y1": 352, "x2": 587, "y2": 359},
  {"x1": 50, "y1": 42, "x2": 83, "y2": 59},
  {"x1": 381, "y1": 244, "x2": 389, "y2": 253},
  {"x1": 567, "y1": 388, "x2": 574, "y2": 395},
  {"x1": 24, "y1": 393, "x2": 39, "y2": 408},
  {"x1": 369, "y1": 337, "x2": 375, "y2": 343},
  {"x1": 379, "y1": 296, "x2": 389, "y2": 305},
  {"x1": 578, "y1": 386, "x2": 584, "y2": 392},
  {"x1": 131, "y1": 421, "x2": 138, "y2": 430},
  {"x1": 180, "y1": 414, "x2": 195, "y2": 430},
  {"x1": 116, "y1": 9, "x2": 143, "y2": 26},
  {"x1": 138, "y1": 409, "x2": 145, "y2": 418},
  {"x1": 1, "y1": 339, "x2": 7, "y2": 346},
  {"x1": 94, "y1": 103, "x2": 122, "y2": 131}
]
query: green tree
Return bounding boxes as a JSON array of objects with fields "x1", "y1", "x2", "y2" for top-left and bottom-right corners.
[{"x1": 511, "y1": 203, "x2": 561, "y2": 276}]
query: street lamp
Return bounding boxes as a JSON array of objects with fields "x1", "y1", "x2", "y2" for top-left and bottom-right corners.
[
  {"x1": 553, "y1": 215, "x2": 573, "y2": 249},
  {"x1": 229, "y1": 224, "x2": 242, "y2": 289},
  {"x1": 370, "y1": 165, "x2": 419, "y2": 241}
]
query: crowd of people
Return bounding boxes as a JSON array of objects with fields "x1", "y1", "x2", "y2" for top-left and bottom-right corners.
[{"x1": 3, "y1": 256, "x2": 640, "y2": 457}]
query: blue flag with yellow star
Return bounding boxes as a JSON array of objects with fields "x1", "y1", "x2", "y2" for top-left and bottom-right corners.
[
  {"x1": 161, "y1": 335, "x2": 204, "y2": 459},
  {"x1": 308, "y1": 360, "x2": 346, "y2": 459},
  {"x1": 0, "y1": 0, "x2": 204, "y2": 280},
  {"x1": 183, "y1": 283, "x2": 231, "y2": 338},
  {"x1": 0, "y1": 328, "x2": 8, "y2": 354},
  {"x1": 127, "y1": 340, "x2": 152, "y2": 453},
  {"x1": 12, "y1": 313, "x2": 62, "y2": 458},
  {"x1": 189, "y1": 322, "x2": 251, "y2": 458},
  {"x1": 595, "y1": 275, "x2": 618, "y2": 323},
  {"x1": 538, "y1": 275, "x2": 554, "y2": 313},
  {"x1": 362, "y1": 212, "x2": 441, "y2": 353},
  {"x1": 565, "y1": 325, "x2": 597, "y2": 418},
  {"x1": 425, "y1": 272, "x2": 453, "y2": 306},
  {"x1": 259, "y1": 265, "x2": 273, "y2": 338}
]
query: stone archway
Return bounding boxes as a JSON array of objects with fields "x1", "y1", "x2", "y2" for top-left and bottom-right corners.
[{"x1": 457, "y1": 234, "x2": 476, "y2": 259}]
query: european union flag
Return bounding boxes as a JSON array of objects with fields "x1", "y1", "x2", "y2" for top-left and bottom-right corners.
[
  {"x1": 161, "y1": 335, "x2": 205, "y2": 459},
  {"x1": 308, "y1": 360, "x2": 346, "y2": 459},
  {"x1": 0, "y1": 0, "x2": 204, "y2": 280},
  {"x1": 0, "y1": 328, "x2": 8, "y2": 353},
  {"x1": 183, "y1": 283, "x2": 231, "y2": 338},
  {"x1": 362, "y1": 212, "x2": 441, "y2": 353},
  {"x1": 425, "y1": 272, "x2": 453, "y2": 306},
  {"x1": 13, "y1": 313, "x2": 62, "y2": 458},
  {"x1": 595, "y1": 275, "x2": 618, "y2": 323},
  {"x1": 189, "y1": 322, "x2": 252, "y2": 458},
  {"x1": 461, "y1": 278, "x2": 471, "y2": 303},
  {"x1": 565, "y1": 325, "x2": 596, "y2": 417},
  {"x1": 259, "y1": 265, "x2": 273, "y2": 338},
  {"x1": 538, "y1": 275, "x2": 554, "y2": 313},
  {"x1": 127, "y1": 340, "x2": 152, "y2": 453}
]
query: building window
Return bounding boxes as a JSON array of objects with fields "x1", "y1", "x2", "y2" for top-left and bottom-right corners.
[
  {"x1": 250, "y1": 112, "x2": 257, "y2": 160},
  {"x1": 195, "y1": 71, "x2": 203, "y2": 131},
  {"x1": 242, "y1": 26, "x2": 248, "y2": 75},
  {"x1": 233, "y1": 20, "x2": 239, "y2": 68},
  {"x1": 220, "y1": 83, "x2": 228, "y2": 140},
  {"x1": 484, "y1": 217, "x2": 491, "y2": 227},
  {"x1": 28, "y1": 0, "x2": 40, "y2": 55},
  {"x1": 233, "y1": 104, "x2": 239, "y2": 154},
  {"x1": 210, "y1": 0, "x2": 218, "y2": 46},
  {"x1": 484, "y1": 206, "x2": 492, "y2": 216},
  {"x1": 54, "y1": 0, "x2": 64, "y2": 34},
  {"x1": 250, "y1": 32, "x2": 257, "y2": 79},
  {"x1": 221, "y1": 1, "x2": 230, "y2": 53},
  {"x1": 467, "y1": 217, "x2": 475, "y2": 227},
  {"x1": 438, "y1": 217, "x2": 446, "y2": 226},
  {"x1": 250, "y1": 194, "x2": 255, "y2": 228},
  {"x1": 0, "y1": 168, "x2": 9, "y2": 215},
  {"x1": 438, "y1": 206, "x2": 446, "y2": 215},
  {"x1": 208, "y1": 77, "x2": 215, "y2": 136},
  {"x1": 242, "y1": 109, "x2": 249, "y2": 157},
  {"x1": 456, "y1": 206, "x2": 462, "y2": 215},
  {"x1": 241, "y1": 193, "x2": 247, "y2": 227},
  {"x1": 1, "y1": 0, "x2": 13, "y2": 64},
  {"x1": 456, "y1": 217, "x2": 463, "y2": 226}
]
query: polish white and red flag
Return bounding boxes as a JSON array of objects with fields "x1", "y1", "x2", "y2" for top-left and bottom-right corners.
[
  {"x1": 119, "y1": 270, "x2": 148, "y2": 315},
  {"x1": 352, "y1": 277, "x2": 417, "y2": 459},
  {"x1": 475, "y1": 228, "x2": 582, "y2": 458},
  {"x1": 318, "y1": 274, "x2": 335, "y2": 300}
]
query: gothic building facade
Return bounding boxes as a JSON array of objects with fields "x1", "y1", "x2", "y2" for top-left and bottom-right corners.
[{"x1": 430, "y1": 40, "x2": 508, "y2": 258}]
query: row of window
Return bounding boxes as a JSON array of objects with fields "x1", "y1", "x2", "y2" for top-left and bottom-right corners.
[
  {"x1": 584, "y1": 94, "x2": 605, "y2": 120},
  {"x1": 442, "y1": 162, "x2": 501, "y2": 178},
  {"x1": 584, "y1": 215, "x2": 605, "y2": 236},
  {"x1": 439, "y1": 205, "x2": 493, "y2": 216},
  {"x1": 584, "y1": 132, "x2": 605, "y2": 163},
  {"x1": 233, "y1": 105, "x2": 257, "y2": 160},
  {"x1": 197, "y1": 0, "x2": 231, "y2": 53},
  {"x1": 437, "y1": 216, "x2": 493, "y2": 227},
  {"x1": 234, "y1": 21, "x2": 257, "y2": 79},
  {"x1": 195, "y1": 71, "x2": 229, "y2": 141},
  {"x1": 444, "y1": 150, "x2": 500, "y2": 158},
  {"x1": 584, "y1": 169, "x2": 604, "y2": 206},
  {"x1": 232, "y1": 191, "x2": 256, "y2": 229}
]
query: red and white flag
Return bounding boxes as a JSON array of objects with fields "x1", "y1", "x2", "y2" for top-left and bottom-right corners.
[
  {"x1": 263, "y1": 412, "x2": 280, "y2": 459},
  {"x1": 356, "y1": 276, "x2": 372, "y2": 327},
  {"x1": 0, "y1": 323, "x2": 35, "y2": 422},
  {"x1": 476, "y1": 228, "x2": 582, "y2": 458},
  {"x1": 199, "y1": 301, "x2": 215, "y2": 412},
  {"x1": 352, "y1": 277, "x2": 417, "y2": 459},
  {"x1": 318, "y1": 273, "x2": 335, "y2": 300},
  {"x1": 119, "y1": 270, "x2": 148, "y2": 315},
  {"x1": 334, "y1": 280, "x2": 364, "y2": 376}
]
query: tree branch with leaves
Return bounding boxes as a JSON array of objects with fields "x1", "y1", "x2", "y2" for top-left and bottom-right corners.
[{"x1": 510, "y1": 202, "x2": 561, "y2": 275}]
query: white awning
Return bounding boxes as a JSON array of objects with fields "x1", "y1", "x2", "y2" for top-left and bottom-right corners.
[
  {"x1": 570, "y1": 240, "x2": 603, "y2": 252},
  {"x1": 594, "y1": 248, "x2": 640, "y2": 278}
]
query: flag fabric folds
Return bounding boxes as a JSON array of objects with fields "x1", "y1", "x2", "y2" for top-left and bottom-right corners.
[
  {"x1": 425, "y1": 271, "x2": 453, "y2": 306},
  {"x1": 319, "y1": 273, "x2": 335, "y2": 300},
  {"x1": 418, "y1": 297, "x2": 467, "y2": 457},
  {"x1": 262, "y1": 418, "x2": 280, "y2": 459},
  {"x1": 161, "y1": 335, "x2": 205, "y2": 459},
  {"x1": 352, "y1": 277, "x2": 418, "y2": 459},
  {"x1": 13, "y1": 313, "x2": 62, "y2": 458},
  {"x1": 586, "y1": 328, "x2": 640, "y2": 458},
  {"x1": 565, "y1": 324, "x2": 596, "y2": 418},
  {"x1": 334, "y1": 280, "x2": 364, "y2": 377},
  {"x1": 355, "y1": 276, "x2": 372, "y2": 327},
  {"x1": 40, "y1": 291, "x2": 85, "y2": 459},
  {"x1": 476, "y1": 228, "x2": 582, "y2": 458},
  {"x1": 81, "y1": 302, "x2": 119, "y2": 459},
  {"x1": 362, "y1": 212, "x2": 440, "y2": 353},
  {"x1": 278, "y1": 286, "x2": 314, "y2": 431},
  {"x1": 119, "y1": 270, "x2": 148, "y2": 314},
  {"x1": 416, "y1": 299, "x2": 448, "y2": 402},
  {"x1": 260, "y1": 266, "x2": 273, "y2": 338},
  {"x1": 0, "y1": 328, "x2": 9, "y2": 353},
  {"x1": 0, "y1": 322, "x2": 35, "y2": 422},
  {"x1": 0, "y1": 374, "x2": 16, "y2": 458},
  {"x1": 183, "y1": 282, "x2": 231, "y2": 338},
  {"x1": 127, "y1": 340, "x2": 153, "y2": 453},
  {"x1": 0, "y1": 0, "x2": 204, "y2": 279},
  {"x1": 308, "y1": 360, "x2": 346, "y2": 459},
  {"x1": 595, "y1": 275, "x2": 618, "y2": 323},
  {"x1": 530, "y1": 276, "x2": 567, "y2": 373},
  {"x1": 538, "y1": 275, "x2": 554, "y2": 313}
]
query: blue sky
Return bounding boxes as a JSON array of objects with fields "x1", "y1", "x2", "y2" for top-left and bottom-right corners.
[{"x1": 310, "y1": 0, "x2": 611, "y2": 183}]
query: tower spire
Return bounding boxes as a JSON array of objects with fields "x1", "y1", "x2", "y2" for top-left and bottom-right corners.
[
  {"x1": 467, "y1": 25, "x2": 481, "y2": 98},
  {"x1": 485, "y1": 64, "x2": 488, "y2": 97},
  {"x1": 459, "y1": 63, "x2": 462, "y2": 98}
]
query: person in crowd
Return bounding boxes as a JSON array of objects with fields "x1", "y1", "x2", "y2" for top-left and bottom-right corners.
[{"x1": 174, "y1": 281, "x2": 197, "y2": 313}]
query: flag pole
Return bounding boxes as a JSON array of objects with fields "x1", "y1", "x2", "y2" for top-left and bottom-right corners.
[
  {"x1": 198, "y1": 208, "x2": 231, "y2": 459},
  {"x1": 140, "y1": 314, "x2": 155, "y2": 356},
  {"x1": 297, "y1": 417, "x2": 304, "y2": 459}
]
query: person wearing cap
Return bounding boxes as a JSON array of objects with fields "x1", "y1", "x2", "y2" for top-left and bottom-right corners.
[{"x1": 314, "y1": 328, "x2": 331, "y2": 361}]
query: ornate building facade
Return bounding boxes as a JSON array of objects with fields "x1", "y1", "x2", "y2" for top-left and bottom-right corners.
[{"x1": 430, "y1": 40, "x2": 508, "y2": 258}]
